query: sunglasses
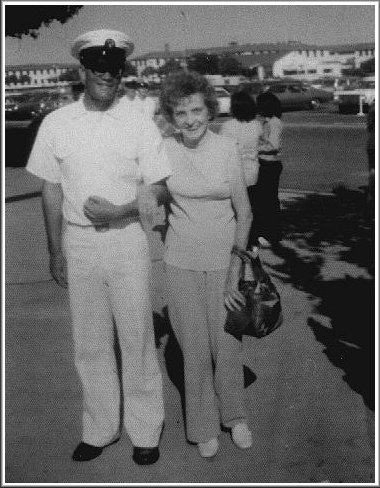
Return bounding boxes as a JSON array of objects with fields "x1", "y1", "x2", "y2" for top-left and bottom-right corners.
[{"x1": 86, "y1": 62, "x2": 123, "y2": 78}]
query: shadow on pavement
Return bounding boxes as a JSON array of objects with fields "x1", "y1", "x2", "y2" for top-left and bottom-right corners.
[{"x1": 268, "y1": 188, "x2": 375, "y2": 410}]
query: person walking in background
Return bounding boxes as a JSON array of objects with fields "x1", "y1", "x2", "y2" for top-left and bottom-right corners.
[
  {"x1": 220, "y1": 91, "x2": 263, "y2": 247},
  {"x1": 121, "y1": 78, "x2": 140, "y2": 110},
  {"x1": 249, "y1": 91, "x2": 283, "y2": 248},
  {"x1": 26, "y1": 29, "x2": 172, "y2": 466},
  {"x1": 136, "y1": 81, "x2": 157, "y2": 118},
  {"x1": 159, "y1": 71, "x2": 253, "y2": 458}
]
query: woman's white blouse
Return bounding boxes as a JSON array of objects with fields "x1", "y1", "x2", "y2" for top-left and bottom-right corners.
[{"x1": 164, "y1": 130, "x2": 241, "y2": 271}]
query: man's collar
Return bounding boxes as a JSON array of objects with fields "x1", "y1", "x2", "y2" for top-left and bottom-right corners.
[{"x1": 72, "y1": 95, "x2": 124, "y2": 120}]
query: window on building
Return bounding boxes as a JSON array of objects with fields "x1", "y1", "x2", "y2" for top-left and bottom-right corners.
[
  {"x1": 323, "y1": 69, "x2": 332, "y2": 73},
  {"x1": 307, "y1": 69, "x2": 317, "y2": 74},
  {"x1": 283, "y1": 70, "x2": 298, "y2": 75}
]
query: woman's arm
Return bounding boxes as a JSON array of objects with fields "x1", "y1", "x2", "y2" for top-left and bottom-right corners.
[
  {"x1": 259, "y1": 117, "x2": 282, "y2": 153},
  {"x1": 224, "y1": 145, "x2": 253, "y2": 311}
]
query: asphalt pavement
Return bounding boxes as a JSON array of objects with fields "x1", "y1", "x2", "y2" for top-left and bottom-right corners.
[{"x1": 4, "y1": 168, "x2": 376, "y2": 484}]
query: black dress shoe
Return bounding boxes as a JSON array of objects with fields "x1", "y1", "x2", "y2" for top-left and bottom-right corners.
[
  {"x1": 72, "y1": 442, "x2": 103, "y2": 461},
  {"x1": 132, "y1": 446, "x2": 159, "y2": 465}
]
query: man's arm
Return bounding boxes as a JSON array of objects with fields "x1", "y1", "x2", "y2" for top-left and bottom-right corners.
[
  {"x1": 83, "y1": 179, "x2": 171, "y2": 226},
  {"x1": 42, "y1": 181, "x2": 67, "y2": 288}
]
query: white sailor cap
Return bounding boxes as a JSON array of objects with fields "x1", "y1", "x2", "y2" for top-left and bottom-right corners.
[{"x1": 71, "y1": 29, "x2": 134, "y2": 62}]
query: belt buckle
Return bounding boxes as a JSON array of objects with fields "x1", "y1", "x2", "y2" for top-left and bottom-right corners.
[{"x1": 95, "y1": 223, "x2": 110, "y2": 232}]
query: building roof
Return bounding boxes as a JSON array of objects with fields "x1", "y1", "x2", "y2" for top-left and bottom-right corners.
[
  {"x1": 131, "y1": 42, "x2": 308, "y2": 61},
  {"x1": 6, "y1": 63, "x2": 79, "y2": 71},
  {"x1": 131, "y1": 41, "x2": 374, "y2": 61}
]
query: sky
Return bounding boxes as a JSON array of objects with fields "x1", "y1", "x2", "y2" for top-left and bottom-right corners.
[{"x1": 4, "y1": 2, "x2": 377, "y2": 66}]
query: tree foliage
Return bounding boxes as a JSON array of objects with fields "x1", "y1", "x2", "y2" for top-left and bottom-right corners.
[
  {"x1": 219, "y1": 56, "x2": 242, "y2": 76},
  {"x1": 158, "y1": 59, "x2": 183, "y2": 76},
  {"x1": 187, "y1": 53, "x2": 219, "y2": 75},
  {"x1": 58, "y1": 68, "x2": 81, "y2": 82},
  {"x1": 141, "y1": 66, "x2": 158, "y2": 77},
  {"x1": 5, "y1": 5, "x2": 83, "y2": 38},
  {"x1": 123, "y1": 61, "x2": 137, "y2": 77},
  {"x1": 360, "y1": 57, "x2": 375, "y2": 74}
]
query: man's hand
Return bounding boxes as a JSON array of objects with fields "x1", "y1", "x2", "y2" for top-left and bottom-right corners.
[
  {"x1": 50, "y1": 251, "x2": 67, "y2": 288},
  {"x1": 83, "y1": 196, "x2": 121, "y2": 225}
]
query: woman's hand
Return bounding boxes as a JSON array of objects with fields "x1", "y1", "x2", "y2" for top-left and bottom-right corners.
[
  {"x1": 83, "y1": 196, "x2": 122, "y2": 225},
  {"x1": 224, "y1": 265, "x2": 246, "y2": 312}
]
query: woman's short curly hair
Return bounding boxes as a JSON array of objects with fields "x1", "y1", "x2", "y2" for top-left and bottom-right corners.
[{"x1": 159, "y1": 70, "x2": 219, "y2": 122}]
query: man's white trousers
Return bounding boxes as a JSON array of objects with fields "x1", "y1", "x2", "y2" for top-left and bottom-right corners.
[{"x1": 63, "y1": 222, "x2": 164, "y2": 448}]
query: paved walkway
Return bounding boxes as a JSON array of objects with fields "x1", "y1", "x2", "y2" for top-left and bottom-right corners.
[{"x1": 4, "y1": 168, "x2": 375, "y2": 484}]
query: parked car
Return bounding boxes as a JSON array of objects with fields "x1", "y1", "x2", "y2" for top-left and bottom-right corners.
[
  {"x1": 5, "y1": 92, "x2": 61, "y2": 121},
  {"x1": 215, "y1": 86, "x2": 231, "y2": 115},
  {"x1": 239, "y1": 79, "x2": 333, "y2": 111}
]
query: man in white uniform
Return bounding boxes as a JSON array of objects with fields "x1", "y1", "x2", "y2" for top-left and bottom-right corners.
[{"x1": 26, "y1": 29, "x2": 171, "y2": 465}]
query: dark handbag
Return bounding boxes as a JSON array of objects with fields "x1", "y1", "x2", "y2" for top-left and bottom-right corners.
[{"x1": 225, "y1": 246, "x2": 283, "y2": 340}]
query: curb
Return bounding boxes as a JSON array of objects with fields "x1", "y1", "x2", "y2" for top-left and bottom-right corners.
[{"x1": 5, "y1": 187, "x2": 334, "y2": 204}]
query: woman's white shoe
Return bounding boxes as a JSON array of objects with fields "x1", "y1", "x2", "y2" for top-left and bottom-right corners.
[
  {"x1": 232, "y1": 423, "x2": 253, "y2": 449},
  {"x1": 198, "y1": 438, "x2": 219, "y2": 458}
]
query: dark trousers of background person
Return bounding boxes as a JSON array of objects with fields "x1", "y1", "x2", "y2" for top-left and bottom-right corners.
[
  {"x1": 367, "y1": 147, "x2": 375, "y2": 205},
  {"x1": 247, "y1": 159, "x2": 283, "y2": 247}
]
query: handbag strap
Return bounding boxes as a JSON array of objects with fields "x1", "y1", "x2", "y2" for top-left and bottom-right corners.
[{"x1": 231, "y1": 245, "x2": 266, "y2": 282}]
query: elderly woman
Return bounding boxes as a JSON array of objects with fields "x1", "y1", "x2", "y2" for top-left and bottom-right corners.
[{"x1": 159, "y1": 71, "x2": 253, "y2": 458}]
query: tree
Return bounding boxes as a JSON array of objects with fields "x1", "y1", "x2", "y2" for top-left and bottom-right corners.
[
  {"x1": 187, "y1": 53, "x2": 219, "y2": 75},
  {"x1": 360, "y1": 57, "x2": 375, "y2": 74},
  {"x1": 58, "y1": 68, "x2": 81, "y2": 83},
  {"x1": 19, "y1": 74, "x2": 31, "y2": 85},
  {"x1": 141, "y1": 66, "x2": 158, "y2": 77},
  {"x1": 5, "y1": 74, "x2": 18, "y2": 85},
  {"x1": 219, "y1": 56, "x2": 242, "y2": 76},
  {"x1": 5, "y1": 5, "x2": 83, "y2": 38},
  {"x1": 123, "y1": 61, "x2": 137, "y2": 77},
  {"x1": 157, "y1": 59, "x2": 183, "y2": 76}
]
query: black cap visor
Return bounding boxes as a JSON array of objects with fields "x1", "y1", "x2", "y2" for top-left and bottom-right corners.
[{"x1": 81, "y1": 47, "x2": 125, "y2": 76}]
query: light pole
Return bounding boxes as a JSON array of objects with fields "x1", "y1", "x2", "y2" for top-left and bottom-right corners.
[{"x1": 180, "y1": 9, "x2": 189, "y2": 71}]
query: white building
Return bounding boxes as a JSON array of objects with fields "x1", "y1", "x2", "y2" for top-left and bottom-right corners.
[
  {"x1": 5, "y1": 63, "x2": 79, "y2": 89},
  {"x1": 131, "y1": 41, "x2": 374, "y2": 81},
  {"x1": 273, "y1": 43, "x2": 375, "y2": 80}
]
